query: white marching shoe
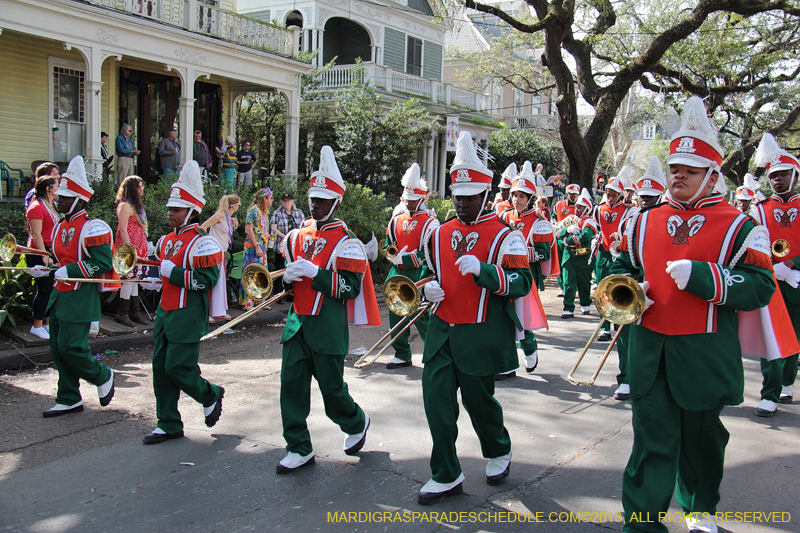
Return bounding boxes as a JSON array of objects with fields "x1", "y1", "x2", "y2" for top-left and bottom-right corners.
[
  {"x1": 417, "y1": 473, "x2": 465, "y2": 505},
  {"x1": 276, "y1": 451, "x2": 315, "y2": 474},
  {"x1": 524, "y1": 352, "x2": 538, "y2": 373},
  {"x1": 343, "y1": 413, "x2": 370, "y2": 455},
  {"x1": 685, "y1": 514, "x2": 717, "y2": 533},
  {"x1": 486, "y1": 446, "x2": 512, "y2": 485},
  {"x1": 755, "y1": 399, "x2": 777, "y2": 417},
  {"x1": 614, "y1": 383, "x2": 630, "y2": 400},
  {"x1": 97, "y1": 370, "x2": 115, "y2": 407}
]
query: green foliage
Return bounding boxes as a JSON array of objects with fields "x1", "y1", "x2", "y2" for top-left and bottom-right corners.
[
  {"x1": 0, "y1": 203, "x2": 28, "y2": 239},
  {"x1": 488, "y1": 129, "x2": 562, "y2": 178},
  {"x1": 0, "y1": 257, "x2": 35, "y2": 332},
  {"x1": 235, "y1": 94, "x2": 287, "y2": 176},
  {"x1": 425, "y1": 196, "x2": 455, "y2": 224}
]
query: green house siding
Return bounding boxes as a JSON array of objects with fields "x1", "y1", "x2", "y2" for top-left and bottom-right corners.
[
  {"x1": 247, "y1": 9, "x2": 271, "y2": 23},
  {"x1": 384, "y1": 28, "x2": 405, "y2": 72},
  {"x1": 423, "y1": 41, "x2": 442, "y2": 82}
]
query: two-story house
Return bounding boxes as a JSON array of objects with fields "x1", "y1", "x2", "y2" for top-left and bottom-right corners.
[{"x1": 1, "y1": 0, "x2": 309, "y2": 186}]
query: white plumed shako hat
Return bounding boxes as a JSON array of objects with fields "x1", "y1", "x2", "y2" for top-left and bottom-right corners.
[
  {"x1": 636, "y1": 157, "x2": 666, "y2": 197},
  {"x1": 510, "y1": 161, "x2": 537, "y2": 196},
  {"x1": 166, "y1": 160, "x2": 205, "y2": 213},
  {"x1": 58, "y1": 156, "x2": 94, "y2": 202},
  {"x1": 449, "y1": 131, "x2": 493, "y2": 196},
  {"x1": 499, "y1": 163, "x2": 517, "y2": 189},
  {"x1": 401, "y1": 162, "x2": 427, "y2": 201},
  {"x1": 310, "y1": 146, "x2": 346, "y2": 200}
]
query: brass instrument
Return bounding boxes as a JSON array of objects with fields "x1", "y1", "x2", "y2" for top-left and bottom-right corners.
[
  {"x1": 773, "y1": 239, "x2": 790, "y2": 258},
  {"x1": 0, "y1": 234, "x2": 54, "y2": 262},
  {"x1": 384, "y1": 244, "x2": 399, "y2": 259},
  {"x1": 553, "y1": 214, "x2": 580, "y2": 231},
  {"x1": 609, "y1": 236, "x2": 623, "y2": 259},
  {"x1": 201, "y1": 265, "x2": 287, "y2": 340},
  {"x1": 60, "y1": 242, "x2": 161, "y2": 284},
  {"x1": 354, "y1": 274, "x2": 436, "y2": 368},
  {"x1": 567, "y1": 275, "x2": 646, "y2": 386}
]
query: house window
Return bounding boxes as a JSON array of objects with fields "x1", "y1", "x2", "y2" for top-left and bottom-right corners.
[
  {"x1": 406, "y1": 37, "x2": 422, "y2": 76},
  {"x1": 514, "y1": 89, "x2": 523, "y2": 115},
  {"x1": 531, "y1": 94, "x2": 540, "y2": 115},
  {"x1": 643, "y1": 122, "x2": 656, "y2": 140},
  {"x1": 49, "y1": 58, "x2": 85, "y2": 163},
  {"x1": 492, "y1": 83, "x2": 502, "y2": 114}
]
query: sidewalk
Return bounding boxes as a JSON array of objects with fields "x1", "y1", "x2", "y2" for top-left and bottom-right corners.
[{"x1": 0, "y1": 302, "x2": 289, "y2": 372}]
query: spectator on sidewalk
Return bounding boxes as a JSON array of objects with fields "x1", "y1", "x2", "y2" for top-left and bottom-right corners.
[
  {"x1": 114, "y1": 176, "x2": 149, "y2": 327},
  {"x1": 200, "y1": 194, "x2": 240, "y2": 323},
  {"x1": 236, "y1": 141, "x2": 257, "y2": 187},
  {"x1": 158, "y1": 130, "x2": 180, "y2": 176},
  {"x1": 192, "y1": 131, "x2": 212, "y2": 173},
  {"x1": 115, "y1": 125, "x2": 140, "y2": 184},
  {"x1": 216, "y1": 136, "x2": 237, "y2": 190},
  {"x1": 240, "y1": 188, "x2": 274, "y2": 310}
]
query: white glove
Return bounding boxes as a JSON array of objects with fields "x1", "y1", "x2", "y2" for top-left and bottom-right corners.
[
  {"x1": 293, "y1": 257, "x2": 319, "y2": 279},
  {"x1": 26, "y1": 265, "x2": 52, "y2": 278},
  {"x1": 665, "y1": 259, "x2": 692, "y2": 291},
  {"x1": 160, "y1": 259, "x2": 176, "y2": 279},
  {"x1": 423, "y1": 280, "x2": 445, "y2": 303},
  {"x1": 283, "y1": 261, "x2": 301, "y2": 283},
  {"x1": 640, "y1": 280, "x2": 654, "y2": 312},
  {"x1": 773, "y1": 261, "x2": 792, "y2": 282},
  {"x1": 786, "y1": 270, "x2": 800, "y2": 289},
  {"x1": 140, "y1": 277, "x2": 162, "y2": 292},
  {"x1": 54, "y1": 266, "x2": 68, "y2": 280},
  {"x1": 568, "y1": 225, "x2": 580, "y2": 235},
  {"x1": 455, "y1": 255, "x2": 481, "y2": 277},
  {"x1": 147, "y1": 241, "x2": 157, "y2": 257},
  {"x1": 388, "y1": 245, "x2": 408, "y2": 266}
]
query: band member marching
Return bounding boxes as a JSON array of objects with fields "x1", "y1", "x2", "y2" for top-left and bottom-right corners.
[
  {"x1": 611, "y1": 157, "x2": 667, "y2": 402},
  {"x1": 415, "y1": 132, "x2": 532, "y2": 504},
  {"x1": 611, "y1": 97, "x2": 775, "y2": 533},
  {"x1": 558, "y1": 189, "x2": 597, "y2": 319},
  {"x1": 494, "y1": 163, "x2": 515, "y2": 214},
  {"x1": 752, "y1": 133, "x2": 800, "y2": 416},
  {"x1": 734, "y1": 173, "x2": 759, "y2": 214},
  {"x1": 143, "y1": 161, "x2": 225, "y2": 444},
  {"x1": 43, "y1": 156, "x2": 116, "y2": 417},
  {"x1": 383, "y1": 163, "x2": 439, "y2": 369},
  {"x1": 592, "y1": 167, "x2": 632, "y2": 339},
  {"x1": 276, "y1": 146, "x2": 378, "y2": 474},
  {"x1": 497, "y1": 161, "x2": 554, "y2": 379},
  {"x1": 552, "y1": 183, "x2": 581, "y2": 297}
]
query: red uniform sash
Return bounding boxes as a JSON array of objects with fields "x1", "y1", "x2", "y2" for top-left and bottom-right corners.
[
  {"x1": 387, "y1": 211, "x2": 438, "y2": 257},
  {"x1": 500, "y1": 207, "x2": 543, "y2": 238},
  {"x1": 595, "y1": 202, "x2": 628, "y2": 250},
  {"x1": 754, "y1": 195, "x2": 800, "y2": 262},
  {"x1": 284, "y1": 220, "x2": 353, "y2": 316},
  {"x1": 554, "y1": 200, "x2": 576, "y2": 222},
  {"x1": 635, "y1": 200, "x2": 750, "y2": 335},
  {"x1": 429, "y1": 212, "x2": 516, "y2": 324},
  {"x1": 157, "y1": 224, "x2": 224, "y2": 311},
  {"x1": 51, "y1": 210, "x2": 113, "y2": 293}
]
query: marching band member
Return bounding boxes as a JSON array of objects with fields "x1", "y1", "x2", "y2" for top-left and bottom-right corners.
[
  {"x1": 494, "y1": 163, "x2": 515, "y2": 214},
  {"x1": 612, "y1": 97, "x2": 775, "y2": 533},
  {"x1": 276, "y1": 146, "x2": 376, "y2": 474},
  {"x1": 734, "y1": 173, "x2": 759, "y2": 214},
  {"x1": 752, "y1": 134, "x2": 800, "y2": 417},
  {"x1": 612, "y1": 157, "x2": 666, "y2": 402},
  {"x1": 43, "y1": 156, "x2": 116, "y2": 417},
  {"x1": 558, "y1": 190, "x2": 597, "y2": 319},
  {"x1": 552, "y1": 183, "x2": 581, "y2": 297},
  {"x1": 498, "y1": 161, "x2": 553, "y2": 378},
  {"x1": 592, "y1": 167, "x2": 632, "y2": 340},
  {"x1": 382, "y1": 163, "x2": 439, "y2": 369},
  {"x1": 144, "y1": 161, "x2": 225, "y2": 444},
  {"x1": 416, "y1": 132, "x2": 532, "y2": 504},
  {"x1": 623, "y1": 176, "x2": 637, "y2": 209}
]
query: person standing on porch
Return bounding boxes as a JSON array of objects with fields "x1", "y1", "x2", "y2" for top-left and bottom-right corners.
[
  {"x1": 216, "y1": 136, "x2": 237, "y2": 190},
  {"x1": 192, "y1": 131, "x2": 212, "y2": 173},
  {"x1": 115, "y1": 125, "x2": 140, "y2": 184},
  {"x1": 158, "y1": 129, "x2": 180, "y2": 176}
]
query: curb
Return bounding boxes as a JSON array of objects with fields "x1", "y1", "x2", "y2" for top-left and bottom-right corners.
[{"x1": 0, "y1": 309, "x2": 287, "y2": 373}]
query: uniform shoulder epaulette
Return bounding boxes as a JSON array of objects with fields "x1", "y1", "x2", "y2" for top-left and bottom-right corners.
[
  {"x1": 195, "y1": 226, "x2": 209, "y2": 236},
  {"x1": 346, "y1": 228, "x2": 357, "y2": 240}
]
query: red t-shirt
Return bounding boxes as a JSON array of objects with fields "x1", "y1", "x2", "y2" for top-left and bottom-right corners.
[{"x1": 26, "y1": 199, "x2": 59, "y2": 247}]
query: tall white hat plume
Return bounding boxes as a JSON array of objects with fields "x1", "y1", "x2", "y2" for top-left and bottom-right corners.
[
  {"x1": 666, "y1": 96, "x2": 724, "y2": 170},
  {"x1": 743, "y1": 173, "x2": 760, "y2": 191},
  {"x1": 310, "y1": 145, "x2": 346, "y2": 200},
  {"x1": 636, "y1": 157, "x2": 666, "y2": 197},
  {"x1": 166, "y1": 160, "x2": 205, "y2": 212},
  {"x1": 755, "y1": 133, "x2": 800, "y2": 178},
  {"x1": 401, "y1": 162, "x2": 427, "y2": 201},
  {"x1": 713, "y1": 174, "x2": 728, "y2": 196},
  {"x1": 499, "y1": 163, "x2": 517, "y2": 189},
  {"x1": 576, "y1": 188, "x2": 593, "y2": 211},
  {"x1": 58, "y1": 155, "x2": 94, "y2": 202},
  {"x1": 450, "y1": 131, "x2": 493, "y2": 196},
  {"x1": 565, "y1": 183, "x2": 581, "y2": 195},
  {"x1": 510, "y1": 161, "x2": 537, "y2": 197},
  {"x1": 606, "y1": 165, "x2": 632, "y2": 194}
]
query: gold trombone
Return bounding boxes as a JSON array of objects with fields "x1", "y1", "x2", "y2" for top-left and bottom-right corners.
[
  {"x1": 773, "y1": 239, "x2": 790, "y2": 258},
  {"x1": 201, "y1": 264, "x2": 288, "y2": 341},
  {"x1": 0, "y1": 234, "x2": 54, "y2": 263},
  {"x1": 567, "y1": 275, "x2": 646, "y2": 386},
  {"x1": 354, "y1": 274, "x2": 435, "y2": 368},
  {"x1": 383, "y1": 244, "x2": 399, "y2": 258},
  {"x1": 59, "y1": 243, "x2": 160, "y2": 284}
]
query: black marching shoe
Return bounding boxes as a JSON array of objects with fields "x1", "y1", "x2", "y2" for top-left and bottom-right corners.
[
  {"x1": 344, "y1": 414, "x2": 370, "y2": 455},
  {"x1": 418, "y1": 483, "x2": 464, "y2": 505},
  {"x1": 495, "y1": 371, "x2": 516, "y2": 381},
  {"x1": 98, "y1": 370, "x2": 115, "y2": 407},
  {"x1": 143, "y1": 429, "x2": 185, "y2": 445},
  {"x1": 42, "y1": 402, "x2": 84, "y2": 418},
  {"x1": 204, "y1": 387, "x2": 225, "y2": 428},
  {"x1": 597, "y1": 331, "x2": 612, "y2": 342},
  {"x1": 385, "y1": 358, "x2": 413, "y2": 370}
]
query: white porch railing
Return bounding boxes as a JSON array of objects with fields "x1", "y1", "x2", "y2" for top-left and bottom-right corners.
[
  {"x1": 317, "y1": 63, "x2": 497, "y2": 116},
  {"x1": 83, "y1": 0, "x2": 295, "y2": 57},
  {"x1": 505, "y1": 114, "x2": 558, "y2": 131}
]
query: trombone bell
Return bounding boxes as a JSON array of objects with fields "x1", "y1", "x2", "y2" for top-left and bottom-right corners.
[
  {"x1": 383, "y1": 275, "x2": 432, "y2": 316},
  {"x1": 594, "y1": 275, "x2": 646, "y2": 326},
  {"x1": 773, "y1": 239, "x2": 790, "y2": 258},
  {"x1": 384, "y1": 244, "x2": 399, "y2": 258},
  {"x1": 0, "y1": 234, "x2": 16, "y2": 262},
  {"x1": 242, "y1": 263, "x2": 275, "y2": 301},
  {"x1": 113, "y1": 243, "x2": 138, "y2": 278}
]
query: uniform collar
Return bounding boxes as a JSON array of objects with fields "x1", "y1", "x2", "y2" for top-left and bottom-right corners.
[
  {"x1": 456, "y1": 210, "x2": 496, "y2": 226},
  {"x1": 311, "y1": 219, "x2": 345, "y2": 231},
  {"x1": 177, "y1": 222, "x2": 200, "y2": 235},
  {"x1": 67, "y1": 209, "x2": 87, "y2": 223},
  {"x1": 606, "y1": 198, "x2": 624, "y2": 209},
  {"x1": 515, "y1": 206, "x2": 538, "y2": 218},
  {"x1": 770, "y1": 192, "x2": 800, "y2": 203},
  {"x1": 665, "y1": 192, "x2": 724, "y2": 211}
]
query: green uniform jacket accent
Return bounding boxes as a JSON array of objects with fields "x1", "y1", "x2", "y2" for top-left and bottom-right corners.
[
  {"x1": 280, "y1": 268, "x2": 362, "y2": 355},
  {"x1": 530, "y1": 240, "x2": 550, "y2": 291},
  {"x1": 154, "y1": 264, "x2": 220, "y2": 343},
  {"x1": 610, "y1": 218, "x2": 775, "y2": 410},
  {"x1": 422, "y1": 262, "x2": 532, "y2": 377},
  {"x1": 557, "y1": 224, "x2": 595, "y2": 269},
  {"x1": 780, "y1": 252, "x2": 800, "y2": 305},
  {"x1": 46, "y1": 243, "x2": 113, "y2": 324}
]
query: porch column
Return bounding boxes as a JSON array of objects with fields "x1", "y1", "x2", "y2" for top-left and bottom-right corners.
[
  {"x1": 481, "y1": 138, "x2": 489, "y2": 167},
  {"x1": 425, "y1": 131, "x2": 435, "y2": 183},
  {"x1": 179, "y1": 68, "x2": 196, "y2": 167},
  {"x1": 284, "y1": 88, "x2": 301, "y2": 179},
  {"x1": 438, "y1": 132, "x2": 447, "y2": 198},
  {"x1": 75, "y1": 44, "x2": 104, "y2": 180}
]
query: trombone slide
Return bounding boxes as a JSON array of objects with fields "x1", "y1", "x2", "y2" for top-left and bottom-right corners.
[
  {"x1": 59, "y1": 278, "x2": 152, "y2": 284},
  {"x1": 566, "y1": 321, "x2": 625, "y2": 386},
  {"x1": 201, "y1": 289, "x2": 292, "y2": 341},
  {"x1": 354, "y1": 303, "x2": 430, "y2": 368}
]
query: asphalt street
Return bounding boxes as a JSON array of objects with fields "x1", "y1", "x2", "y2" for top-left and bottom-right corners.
[{"x1": 0, "y1": 282, "x2": 798, "y2": 532}]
